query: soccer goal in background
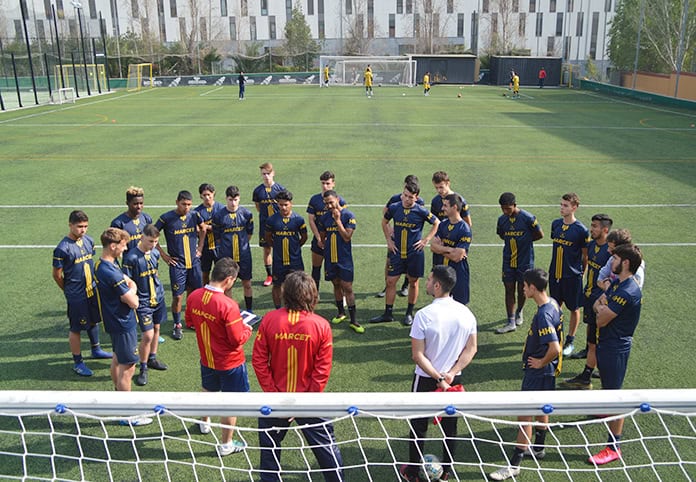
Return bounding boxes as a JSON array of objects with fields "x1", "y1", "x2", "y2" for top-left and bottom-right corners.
[
  {"x1": 319, "y1": 56, "x2": 417, "y2": 88},
  {"x1": 1, "y1": 389, "x2": 694, "y2": 480},
  {"x1": 126, "y1": 63, "x2": 154, "y2": 92},
  {"x1": 53, "y1": 64, "x2": 107, "y2": 95}
]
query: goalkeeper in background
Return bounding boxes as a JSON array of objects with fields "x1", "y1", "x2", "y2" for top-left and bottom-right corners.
[
  {"x1": 364, "y1": 65, "x2": 373, "y2": 97},
  {"x1": 423, "y1": 71, "x2": 431, "y2": 96}
]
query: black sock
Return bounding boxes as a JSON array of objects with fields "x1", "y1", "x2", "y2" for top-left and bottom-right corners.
[
  {"x1": 406, "y1": 303, "x2": 415, "y2": 316},
  {"x1": 533, "y1": 429, "x2": 547, "y2": 452},
  {"x1": 265, "y1": 265, "x2": 272, "y2": 276},
  {"x1": 72, "y1": 354, "x2": 83, "y2": 364},
  {"x1": 148, "y1": 354, "x2": 156, "y2": 361},
  {"x1": 348, "y1": 305, "x2": 356, "y2": 324},
  {"x1": 510, "y1": 447, "x2": 525, "y2": 466},
  {"x1": 607, "y1": 434, "x2": 621, "y2": 451},
  {"x1": 566, "y1": 335, "x2": 575, "y2": 345},
  {"x1": 581, "y1": 365, "x2": 594, "y2": 381},
  {"x1": 336, "y1": 300, "x2": 345, "y2": 314},
  {"x1": 140, "y1": 362, "x2": 147, "y2": 371},
  {"x1": 244, "y1": 296, "x2": 253, "y2": 311},
  {"x1": 385, "y1": 305, "x2": 393, "y2": 316},
  {"x1": 401, "y1": 279, "x2": 409, "y2": 291}
]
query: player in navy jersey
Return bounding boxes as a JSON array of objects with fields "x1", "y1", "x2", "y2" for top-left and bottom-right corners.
[
  {"x1": 110, "y1": 186, "x2": 153, "y2": 253},
  {"x1": 264, "y1": 190, "x2": 307, "y2": 309},
  {"x1": 195, "y1": 183, "x2": 225, "y2": 285},
  {"x1": 589, "y1": 244, "x2": 643, "y2": 466},
  {"x1": 122, "y1": 224, "x2": 169, "y2": 387},
  {"x1": 306, "y1": 171, "x2": 346, "y2": 293},
  {"x1": 317, "y1": 190, "x2": 363, "y2": 334},
  {"x1": 253, "y1": 162, "x2": 286, "y2": 287},
  {"x1": 212, "y1": 185, "x2": 256, "y2": 314},
  {"x1": 370, "y1": 181, "x2": 440, "y2": 326},
  {"x1": 430, "y1": 194, "x2": 472, "y2": 305},
  {"x1": 495, "y1": 192, "x2": 544, "y2": 334},
  {"x1": 430, "y1": 170, "x2": 472, "y2": 226},
  {"x1": 155, "y1": 190, "x2": 206, "y2": 340},
  {"x1": 562, "y1": 214, "x2": 612, "y2": 388},
  {"x1": 489, "y1": 268, "x2": 562, "y2": 481},
  {"x1": 376, "y1": 175, "x2": 425, "y2": 298},
  {"x1": 52, "y1": 210, "x2": 112, "y2": 377},
  {"x1": 548, "y1": 193, "x2": 589, "y2": 357}
]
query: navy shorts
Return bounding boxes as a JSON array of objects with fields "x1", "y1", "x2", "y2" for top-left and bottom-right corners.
[
  {"x1": 387, "y1": 250, "x2": 425, "y2": 279},
  {"x1": 451, "y1": 279, "x2": 470, "y2": 305},
  {"x1": 310, "y1": 237, "x2": 324, "y2": 256},
  {"x1": 549, "y1": 274, "x2": 583, "y2": 310},
  {"x1": 324, "y1": 262, "x2": 354, "y2": 283},
  {"x1": 235, "y1": 254, "x2": 253, "y2": 281},
  {"x1": 258, "y1": 229, "x2": 269, "y2": 248},
  {"x1": 201, "y1": 363, "x2": 250, "y2": 393},
  {"x1": 521, "y1": 372, "x2": 556, "y2": 391},
  {"x1": 110, "y1": 329, "x2": 139, "y2": 365},
  {"x1": 272, "y1": 264, "x2": 303, "y2": 287},
  {"x1": 597, "y1": 342, "x2": 632, "y2": 390},
  {"x1": 501, "y1": 265, "x2": 531, "y2": 284},
  {"x1": 136, "y1": 302, "x2": 167, "y2": 332},
  {"x1": 583, "y1": 296, "x2": 598, "y2": 325},
  {"x1": 67, "y1": 296, "x2": 101, "y2": 332},
  {"x1": 169, "y1": 263, "x2": 203, "y2": 296}
]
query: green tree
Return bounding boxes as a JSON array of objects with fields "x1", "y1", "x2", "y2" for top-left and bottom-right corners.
[
  {"x1": 608, "y1": 0, "x2": 696, "y2": 73},
  {"x1": 282, "y1": 5, "x2": 319, "y2": 71}
]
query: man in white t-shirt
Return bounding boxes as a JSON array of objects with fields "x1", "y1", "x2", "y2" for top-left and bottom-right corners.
[{"x1": 399, "y1": 265, "x2": 478, "y2": 482}]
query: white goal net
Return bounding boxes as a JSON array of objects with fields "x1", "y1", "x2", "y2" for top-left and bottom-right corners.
[
  {"x1": 319, "y1": 56, "x2": 417, "y2": 88},
  {"x1": 0, "y1": 390, "x2": 694, "y2": 481},
  {"x1": 50, "y1": 87, "x2": 76, "y2": 105}
]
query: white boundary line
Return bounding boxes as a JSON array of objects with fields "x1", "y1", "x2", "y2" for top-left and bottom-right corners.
[
  {"x1": 1, "y1": 203, "x2": 695, "y2": 209},
  {"x1": 200, "y1": 86, "x2": 223, "y2": 96},
  {"x1": 581, "y1": 91, "x2": 696, "y2": 119},
  {"x1": 3, "y1": 242, "x2": 695, "y2": 249}
]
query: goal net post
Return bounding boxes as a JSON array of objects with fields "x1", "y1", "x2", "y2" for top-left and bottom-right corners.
[
  {"x1": 50, "y1": 87, "x2": 76, "y2": 105},
  {"x1": 126, "y1": 63, "x2": 154, "y2": 92},
  {"x1": 53, "y1": 64, "x2": 107, "y2": 94},
  {"x1": 1, "y1": 389, "x2": 694, "y2": 480},
  {"x1": 319, "y1": 56, "x2": 417, "y2": 87}
]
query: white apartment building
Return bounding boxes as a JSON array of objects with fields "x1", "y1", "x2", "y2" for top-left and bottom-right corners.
[{"x1": 2, "y1": 0, "x2": 615, "y2": 64}]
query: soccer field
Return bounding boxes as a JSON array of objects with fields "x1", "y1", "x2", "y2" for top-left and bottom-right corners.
[{"x1": 0, "y1": 84, "x2": 695, "y2": 480}]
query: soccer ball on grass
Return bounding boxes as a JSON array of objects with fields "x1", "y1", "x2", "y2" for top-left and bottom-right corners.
[{"x1": 419, "y1": 454, "x2": 444, "y2": 481}]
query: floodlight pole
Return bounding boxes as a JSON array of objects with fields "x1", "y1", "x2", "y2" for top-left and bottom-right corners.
[{"x1": 73, "y1": 1, "x2": 91, "y2": 96}]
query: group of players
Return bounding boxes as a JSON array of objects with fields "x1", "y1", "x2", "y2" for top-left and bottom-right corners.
[{"x1": 51, "y1": 164, "x2": 645, "y2": 478}]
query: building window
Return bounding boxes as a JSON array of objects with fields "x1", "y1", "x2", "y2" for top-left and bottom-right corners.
[
  {"x1": 286, "y1": 0, "x2": 292, "y2": 19},
  {"x1": 549, "y1": 0, "x2": 556, "y2": 12},
  {"x1": 88, "y1": 0, "x2": 97, "y2": 19},
  {"x1": 367, "y1": 0, "x2": 374, "y2": 37},
  {"x1": 36, "y1": 20, "x2": 46, "y2": 39},
  {"x1": 547, "y1": 36, "x2": 555, "y2": 55},
  {"x1": 43, "y1": 0, "x2": 51, "y2": 19},
  {"x1": 250, "y1": 15, "x2": 256, "y2": 39},
  {"x1": 491, "y1": 12, "x2": 498, "y2": 34},
  {"x1": 346, "y1": 0, "x2": 351, "y2": 15},
  {"x1": 519, "y1": 12, "x2": 526, "y2": 37},
  {"x1": 605, "y1": 0, "x2": 612, "y2": 12},
  {"x1": 68, "y1": 18, "x2": 77, "y2": 37},
  {"x1": 414, "y1": 13, "x2": 420, "y2": 36},
  {"x1": 567, "y1": 0, "x2": 574, "y2": 12},
  {"x1": 229, "y1": 16, "x2": 236, "y2": 39},
  {"x1": 406, "y1": 0, "x2": 412, "y2": 14},
  {"x1": 457, "y1": 13, "x2": 464, "y2": 37},
  {"x1": 535, "y1": 12, "x2": 543, "y2": 37},
  {"x1": 318, "y1": 0, "x2": 324, "y2": 14},
  {"x1": 220, "y1": 0, "x2": 227, "y2": 16},
  {"x1": 389, "y1": 13, "x2": 395, "y2": 37},
  {"x1": 564, "y1": 35, "x2": 571, "y2": 59},
  {"x1": 482, "y1": 0, "x2": 489, "y2": 13},
  {"x1": 14, "y1": 19, "x2": 22, "y2": 39},
  {"x1": 131, "y1": 0, "x2": 139, "y2": 17},
  {"x1": 424, "y1": 0, "x2": 432, "y2": 13},
  {"x1": 261, "y1": 0, "x2": 268, "y2": 16},
  {"x1": 269, "y1": 15, "x2": 276, "y2": 39},
  {"x1": 589, "y1": 11, "x2": 599, "y2": 59},
  {"x1": 241, "y1": 0, "x2": 248, "y2": 16},
  {"x1": 157, "y1": 0, "x2": 166, "y2": 39},
  {"x1": 512, "y1": 0, "x2": 519, "y2": 13},
  {"x1": 555, "y1": 12, "x2": 563, "y2": 36},
  {"x1": 319, "y1": 14, "x2": 325, "y2": 38},
  {"x1": 576, "y1": 11, "x2": 583, "y2": 36},
  {"x1": 447, "y1": 0, "x2": 453, "y2": 14},
  {"x1": 397, "y1": 0, "x2": 403, "y2": 14},
  {"x1": 170, "y1": 0, "x2": 177, "y2": 18},
  {"x1": 529, "y1": 0, "x2": 536, "y2": 13},
  {"x1": 307, "y1": 0, "x2": 314, "y2": 15}
]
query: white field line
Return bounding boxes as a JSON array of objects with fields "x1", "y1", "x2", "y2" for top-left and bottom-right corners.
[
  {"x1": 581, "y1": 91, "x2": 696, "y2": 119},
  {"x1": 200, "y1": 86, "x2": 223, "y2": 96}
]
